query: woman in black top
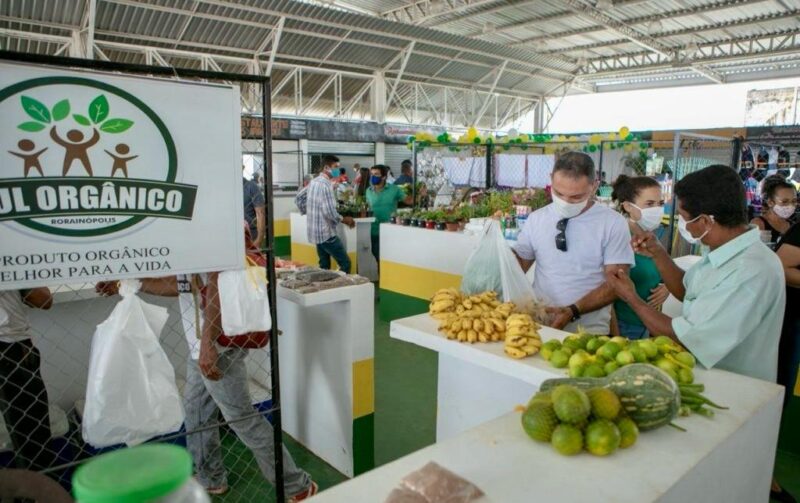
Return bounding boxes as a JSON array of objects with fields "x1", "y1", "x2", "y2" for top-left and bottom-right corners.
[{"x1": 751, "y1": 175, "x2": 797, "y2": 243}]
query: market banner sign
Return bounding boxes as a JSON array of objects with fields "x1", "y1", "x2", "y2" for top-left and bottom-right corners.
[{"x1": 0, "y1": 61, "x2": 244, "y2": 289}]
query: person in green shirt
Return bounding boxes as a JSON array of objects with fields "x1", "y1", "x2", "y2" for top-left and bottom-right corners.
[
  {"x1": 366, "y1": 164, "x2": 412, "y2": 266},
  {"x1": 610, "y1": 175, "x2": 670, "y2": 339},
  {"x1": 608, "y1": 165, "x2": 785, "y2": 383}
]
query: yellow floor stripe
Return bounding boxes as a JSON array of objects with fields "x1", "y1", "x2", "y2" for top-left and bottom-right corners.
[
  {"x1": 274, "y1": 219, "x2": 290, "y2": 237},
  {"x1": 291, "y1": 243, "x2": 358, "y2": 273},
  {"x1": 352, "y1": 358, "x2": 375, "y2": 419},
  {"x1": 380, "y1": 260, "x2": 461, "y2": 300}
]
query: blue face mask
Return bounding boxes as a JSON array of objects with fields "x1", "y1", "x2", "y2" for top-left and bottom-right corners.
[
  {"x1": 371, "y1": 175, "x2": 383, "y2": 186},
  {"x1": 329, "y1": 168, "x2": 341, "y2": 178}
]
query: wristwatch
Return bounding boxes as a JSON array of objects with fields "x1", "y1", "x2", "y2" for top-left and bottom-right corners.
[{"x1": 568, "y1": 304, "x2": 581, "y2": 322}]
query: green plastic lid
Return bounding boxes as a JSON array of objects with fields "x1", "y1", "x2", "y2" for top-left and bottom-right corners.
[{"x1": 73, "y1": 444, "x2": 192, "y2": 503}]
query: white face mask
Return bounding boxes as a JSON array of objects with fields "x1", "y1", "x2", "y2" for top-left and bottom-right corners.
[
  {"x1": 773, "y1": 204, "x2": 796, "y2": 220},
  {"x1": 629, "y1": 204, "x2": 663, "y2": 231},
  {"x1": 677, "y1": 214, "x2": 710, "y2": 245},
  {"x1": 552, "y1": 192, "x2": 589, "y2": 219}
]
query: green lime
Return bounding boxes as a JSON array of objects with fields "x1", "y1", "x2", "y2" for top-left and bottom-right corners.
[
  {"x1": 584, "y1": 419, "x2": 621, "y2": 456},
  {"x1": 617, "y1": 417, "x2": 639, "y2": 448},
  {"x1": 616, "y1": 350, "x2": 635, "y2": 366},
  {"x1": 604, "y1": 361, "x2": 620, "y2": 375},
  {"x1": 675, "y1": 352, "x2": 696, "y2": 368},
  {"x1": 584, "y1": 364, "x2": 606, "y2": 378},
  {"x1": 587, "y1": 388, "x2": 621, "y2": 420},
  {"x1": 550, "y1": 350, "x2": 569, "y2": 369},
  {"x1": 521, "y1": 403, "x2": 559, "y2": 442},
  {"x1": 551, "y1": 424, "x2": 584, "y2": 456}
]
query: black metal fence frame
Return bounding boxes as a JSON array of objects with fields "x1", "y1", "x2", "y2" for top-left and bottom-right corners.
[{"x1": 0, "y1": 50, "x2": 286, "y2": 502}]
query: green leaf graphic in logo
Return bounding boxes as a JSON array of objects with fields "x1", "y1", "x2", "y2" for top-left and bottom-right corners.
[
  {"x1": 89, "y1": 94, "x2": 109, "y2": 124},
  {"x1": 99, "y1": 118, "x2": 134, "y2": 133},
  {"x1": 17, "y1": 121, "x2": 46, "y2": 132},
  {"x1": 52, "y1": 99, "x2": 70, "y2": 121},
  {"x1": 21, "y1": 95, "x2": 51, "y2": 123},
  {"x1": 73, "y1": 114, "x2": 92, "y2": 126}
]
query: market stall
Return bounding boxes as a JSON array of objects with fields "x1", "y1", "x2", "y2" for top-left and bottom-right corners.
[
  {"x1": 308, "y1": 365, "x2": 783, "y2": 503},
  {"x1": 290, "y1": 212, "x2": 377, "y2": 280}
]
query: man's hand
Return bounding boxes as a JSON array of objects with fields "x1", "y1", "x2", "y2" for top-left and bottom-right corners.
[
  {"x1": 199, "y1": 341, "x2": 222, "y2": 381},
  {"x1": 545, "y1": 306, "x2": 573, "y2": 330},
  {"x1": 647, "y1": 283, "x2": 670, "y2": 308},
  {"x1": 342, "y1": 216, "x2": 356, "y2": 228},
  {"x1": 631, "y1": 232, "x2": 665, "y2": 259},
  {"x1": 607, "y1": 268, "x2": 638, "y2": 304},
  {"x1": 95, "y1": 281, "x2": 119, "y2": 297}
]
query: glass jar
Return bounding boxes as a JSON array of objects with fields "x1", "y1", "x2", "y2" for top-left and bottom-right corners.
[{"x1": 73, "y1": 444, "x2": 211, "y2": 503}]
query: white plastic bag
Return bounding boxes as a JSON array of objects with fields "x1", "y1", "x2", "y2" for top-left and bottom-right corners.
[
  {"x1": 462, "y1": 220, "x2": 543, "y2": 318},
  {"x1": 218, "y1": 260, "x2": 272, "y2": 335},
  {"x1": 83, "y1": 280, "x2": 183, "y2": 448}
]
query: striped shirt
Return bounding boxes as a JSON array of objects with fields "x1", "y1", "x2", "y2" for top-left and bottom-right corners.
[{"x1": 306, "y1": 174, "x2": 341, "y2": 244}]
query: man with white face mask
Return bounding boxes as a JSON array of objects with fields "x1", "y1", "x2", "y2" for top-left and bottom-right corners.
[
  {"x1": 514, "y1": 152, "x2": 635, "y2": 333},
  {"x1": 608, "y1": 165, "x2": 785, "y2": 383}
]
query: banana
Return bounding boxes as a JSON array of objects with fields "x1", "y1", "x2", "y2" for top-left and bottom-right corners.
[
  {"x1": 450, "y1": 319, "x2": 462, "y2": 332},
  {"x1": 505, "y1": 335, "x2": 528, "y2": 348},
  {"x1": 473, "y1": 319, "x2": 483, "y2": 331},
  {"x1": 462, "y1": 299, "x2": 473, "y2": 309},
  {"x1": 456, "y1": 305, "x2": 466, "y2": 315},
  {"x1": 478, "y1": 333, "x2": 489, "y2": 343},
  {"x1": 504, "y1": 346, "x2": 527, "y2": 359},
  {"x1": 507, "y1": 326, "x2": 535, "y2": 338},
  {"x1": 469, "y1": 295, "x2": 482, "y2": 304},
  {"x1": 490, "y1": 319, "x2": 506, "y2": 332},
  {"x1": 431, "y1": 312, "x2": 455, "y2": 321},
  {"x1": 467, "y1": 329, "x2": 478, "y2": 343},
  {"x1": 483, "y1": 321, "x2": 494, "y2": 336},
  {"x1": 430, "y1": 300, "x2": 454, "y2": 313},
  {"x1": 522, "y1": 344, "x2": 540, "y2": 356},
  {"x1": 457, "y1": 330, "x2": 467, "y2": 342}
]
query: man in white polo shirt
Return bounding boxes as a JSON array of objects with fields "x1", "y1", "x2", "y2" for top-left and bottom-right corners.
[{"x1": 514, "y1": 152, "x2": 634, "y2": 333}]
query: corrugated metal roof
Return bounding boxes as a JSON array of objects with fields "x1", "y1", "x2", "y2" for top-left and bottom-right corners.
[{"x1": 1, "y1": 0, "x2": 799, "y2": 117}]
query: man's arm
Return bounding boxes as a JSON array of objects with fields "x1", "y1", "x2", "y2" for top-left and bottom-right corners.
[
  {"x1": 547, "y1": 264, "x2": 631, "y2": 329},
  {"x1": 777, "y1": 242, "x2": 800, "y2": 288},
  {"x1": 607, "y1": 268, "x2": 677, "y2": 338},
  {"x1": 21, "y1": 288, "x2": 53, "y2": 310},
  {"x1": 199, "y1": 273, "x2": 223, "y2": 380},
  {"x1": 513, "y1": 249, "x2": 534, "y2": 273},
  {"x1": 95, "y1": 277, "x2": 178, "y2": 297},
  {"x1": 255, "y1": 205, "x2": 266, "y2": 247},
  {"x1": 632, "y1": 232, "x2": 686, "y2": 301}
]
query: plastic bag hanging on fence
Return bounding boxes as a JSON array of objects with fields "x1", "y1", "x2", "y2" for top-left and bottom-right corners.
[
  {"x1": 218, "y1": 256, "x2": 272, "y2": 335},
  {"x1": 461, "y1": 220, "x2": 544, "y2": 320},
  {"x1": 83, "y1": 280, "x2": 183, "y2": 448}
]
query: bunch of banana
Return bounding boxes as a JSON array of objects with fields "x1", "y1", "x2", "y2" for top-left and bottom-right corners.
[
  {"x1": 429, "y1": 288, "x2": 462, "y2": 319},
  {"x1": 503, "y1": 313, "x2": 542, "y2": 359}
]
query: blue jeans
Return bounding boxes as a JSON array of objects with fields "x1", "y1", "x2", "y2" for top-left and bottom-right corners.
[
  {"x1": 617, "y1": 320, "x2": 649, "y2": 340},
  {"x1": 316, "y1": 235, "x2": 351, "y2": 273}
]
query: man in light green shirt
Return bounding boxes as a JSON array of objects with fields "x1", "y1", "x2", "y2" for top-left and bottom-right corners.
[{"x1": 608, "y1": 165, "x2": 786, "y2": 383}]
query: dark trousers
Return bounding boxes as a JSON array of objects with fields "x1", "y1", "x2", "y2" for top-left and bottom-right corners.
[
  {"x1": 0, "y1": 339, "x2": 55, "y2": 471},
  {"x1": 778, "y1": 315, "x2": 800, "y2": 407},
  {"x1": 316, "y1": 235, "x2": 351, "y2": 274}
]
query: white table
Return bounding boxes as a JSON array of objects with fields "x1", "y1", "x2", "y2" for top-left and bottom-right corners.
[
  {"x1": 245, "y1": 283, "x2": 375, "y2": 477},
  {"x1": 309, "y1": 364, "x2": 783, "y2": 502},
  {"x1": 390, "y1": 313, "x2": 569, "y2": 440}
]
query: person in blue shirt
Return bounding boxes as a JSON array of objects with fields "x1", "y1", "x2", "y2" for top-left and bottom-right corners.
[{"x1": 393, "y1": 160, "x2": 414, "y2": 186}]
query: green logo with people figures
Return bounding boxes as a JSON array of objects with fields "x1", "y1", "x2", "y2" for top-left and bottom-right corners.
[{"x1": 1, "y1": 76, "x2": 197, "y2": 237}]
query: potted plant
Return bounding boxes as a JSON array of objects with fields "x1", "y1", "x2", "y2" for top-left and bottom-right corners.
[
  {"x1": 389, "y1": 213, "x2": 397, "y2": 224},
  {"x1": 410, "y1": 210, "x2": 422, "y2": 227},
  {"x1": 445, "y1": 212, "x2": 460, "y2": 232}
]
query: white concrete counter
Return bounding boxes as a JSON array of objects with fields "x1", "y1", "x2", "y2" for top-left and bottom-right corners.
[{"x1": 309, "y1": 363, "x2": 783, "y2": 503}]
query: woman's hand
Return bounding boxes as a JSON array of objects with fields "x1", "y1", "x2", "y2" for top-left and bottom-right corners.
[{"x1": 647, "y1": 283, "x2": 670, "y2": 308}]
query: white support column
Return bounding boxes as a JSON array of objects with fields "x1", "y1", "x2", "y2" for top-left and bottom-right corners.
[
  {"x1": 69, "y1": 0, "x2": 96, "y2": 59},
  {"x1": 375, "y1": 142, "x2": 386, "y2": 165},
  {"x1": 533, "y1": 99, "x2": 544, "y2": 133},
  {"x1": 372, "y1": 71, "x2": 387, "y2": 123}
]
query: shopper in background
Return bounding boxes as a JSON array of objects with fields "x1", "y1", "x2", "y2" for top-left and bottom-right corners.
[
  {"x1": 777, "y1": 221, "x2": 800, "y2": 397},
  {"x1": 751, "y1": 174, "x2": 798, "y2": 243},
  {"x1": 0, "y1": 288, "x2": 56, "y2": 474},
  {"x1": 608, "y1": 165, "x2": 785, "y2": 382},
  {"x1": 513, "y1": 152, "x2": 634, "y2": 334},
  {"x1": 393, "y1": 160, "x2": 414, "y2": 186},
  {"x1": 95, "y1": 228, "x2": 318, "y2": 502},
  {"x1": 610, "y1": 175, "x2": 668, "y2": 339},
  {"x1": 355, "y1": 166, "x2": 371, "y2": 197},
  {"x1": 366, "y1": 164, "x2": 413, "y2": 265},
  {"x1": 242, "y1": 165, "x2": 265, "y2": 249},
  {"x1": 306, "y1": 154, "x2": 355, "y2": 273}
]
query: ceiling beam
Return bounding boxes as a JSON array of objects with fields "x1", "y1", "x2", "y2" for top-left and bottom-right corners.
[
  {"x1": 386, "y1": 41, "x2": 416, "y2": 109},
  {"x1": 473, "y1": 60, "x2": 507, "y2": 123},
  {"x1": 540, "y1": 5, "x2": 797, "y2": 55},
  {"x1": 100, "y1": 0, "x2": 576, "y2": 79},
  {"x1": 513, "y1": 0, "x2": 767, "y2": 47},
  {"x1": 265, "y1": 17, "x2": 285, "y2": 77}
]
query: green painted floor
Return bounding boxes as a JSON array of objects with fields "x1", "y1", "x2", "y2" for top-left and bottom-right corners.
[{"x1": 214, "y1": 298, "x2": 800, "y2": 502}]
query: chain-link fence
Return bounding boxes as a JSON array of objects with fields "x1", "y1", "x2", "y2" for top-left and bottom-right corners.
[{"x1": 0, "y1": 53, "x2": 295, "y2": 502}]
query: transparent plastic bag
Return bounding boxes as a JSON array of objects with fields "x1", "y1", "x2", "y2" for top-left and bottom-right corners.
[
  {"x1": 82, "y1": 280, "x2": 183, "y2": 447},
  {"x1": 218, "y1": 259, "x2": 272, "y2": 335},
  {"x1": 386, "y1": 462, "x2": 484, "y2": 503},
  {"x1": 461, "y1": 220, "x2": 544, "y2": 320}
]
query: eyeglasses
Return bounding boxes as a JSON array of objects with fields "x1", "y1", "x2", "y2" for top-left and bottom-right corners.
[{"x1": 556, "y1": 218, "x2": 569, "y2": 252}]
